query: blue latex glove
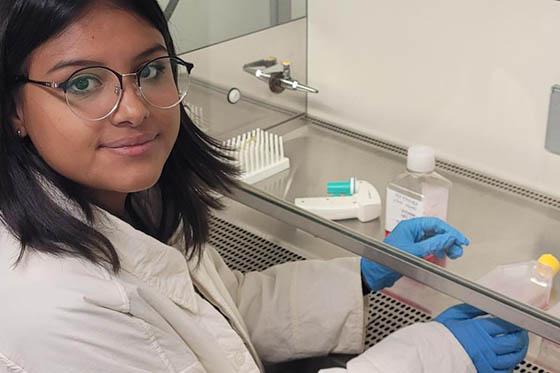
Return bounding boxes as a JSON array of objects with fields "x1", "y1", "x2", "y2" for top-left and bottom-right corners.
[
  {"x1": 435, "y1": 304, "x2": 529, "y2": 373},
  {"x1": 361, "y1": 217, "x2": 469, "y2": 292}
]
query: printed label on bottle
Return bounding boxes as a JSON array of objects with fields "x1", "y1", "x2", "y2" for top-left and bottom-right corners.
[{"x1": 385, "y1": 188, "x2": 424, "y2": 232}]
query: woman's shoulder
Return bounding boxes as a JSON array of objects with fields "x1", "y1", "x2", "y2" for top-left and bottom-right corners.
[
  {"x1": 0, "y1": 231, "x2": 131, "y2": 350},
  {"x1": 0, "y1": 221, "x2": 127, "y2": 315},
  {"x1": 0, "y1": 222, "x2": 104, "y2": 278},
  {"x1": 0, "y1": 230, "x2": 143, "y2": 371}
]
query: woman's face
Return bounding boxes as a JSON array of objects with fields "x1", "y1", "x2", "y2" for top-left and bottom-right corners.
[{"x1": 13, "y1": 4, "x2": 180, "y2": 214}]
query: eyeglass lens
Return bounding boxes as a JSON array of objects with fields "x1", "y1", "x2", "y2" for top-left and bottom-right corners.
[{"x1": 65, "y1": 57, "x2": 190, "y2": 121}]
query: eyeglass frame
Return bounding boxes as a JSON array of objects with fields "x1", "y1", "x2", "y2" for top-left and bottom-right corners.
[{"x1": 15, "y1": 55, "x2": 194, "y2": 121}]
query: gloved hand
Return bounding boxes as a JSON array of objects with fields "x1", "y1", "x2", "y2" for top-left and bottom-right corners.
[
  {"x1": 435, "y1": 304, "x2": 529, "y2": 373},
  {"x1": 361, "y1": 217, "x2": 469, "y2": 292}
]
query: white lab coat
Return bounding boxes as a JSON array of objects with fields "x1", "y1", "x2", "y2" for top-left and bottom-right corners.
[{"x1": 0, "y1": 207, "x2": 475, "y2": 372}]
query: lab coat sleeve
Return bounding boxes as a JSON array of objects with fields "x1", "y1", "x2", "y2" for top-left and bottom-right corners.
[
  {"x1": 208, "y1": 247, "x2": 366, "y2": 363},
  {"x1": 318, "y1": 322, "x2": 476, "y2": 373}
]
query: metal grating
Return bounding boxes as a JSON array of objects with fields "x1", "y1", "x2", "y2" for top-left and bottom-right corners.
[
  {"x1": 515, "y1": 363, "x2": 552, "y2": 373},
  {"x1": 209, "y1": 215, "x2": 305, "y2": 272},
  {"x1": 208, "y1": 215, "x2": 553, "y2": 372},
  {"x1": 308, "y1": 116, "x2": 560, "y2": 210},
  {"x1": 364, "y1": 292, "x2": 431, "y2": 347}
]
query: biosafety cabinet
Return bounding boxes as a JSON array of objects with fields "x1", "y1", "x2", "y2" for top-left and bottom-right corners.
[{"x1": 162, "y1": 1, "x2": 560, "y2": 371}]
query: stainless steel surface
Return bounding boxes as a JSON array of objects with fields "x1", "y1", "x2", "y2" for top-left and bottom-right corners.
[
  {"x1": 208, "y1": 211, "x2": 556, "y2": 372},
  {"x1": 267, "y1": 117, "x2": 560, "y2": 290},
  {"x1": 214, "y1": 115, "x2": 560, "y2": 343},
  {"x1": 186, "y1": 80, "x2": 303, "y2": 140},
  {"x1": 546, "y1": 85, "x2": 560, "y2": 156}
]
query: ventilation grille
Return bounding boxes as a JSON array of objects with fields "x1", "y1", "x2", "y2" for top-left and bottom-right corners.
[
  {"x1": 209, "y1": 215, "x2": 305, "y2": 272},
  {"x1": 515, "y1": 362, "x2": 552, "y2": 373},
  {"x1": 308, "y1": 116, "x2": 560, "y2": 210},
  {"x1": 365, "y1": 292, "x2": 431, "y2": 347},
  {"x1": 208, "y1": 216, "x2": 553, "y2": 373}
]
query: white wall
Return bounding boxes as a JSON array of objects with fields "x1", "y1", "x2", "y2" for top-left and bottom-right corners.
[{"x1": 308, "y1": 0, "x2": 560, "y2": 197}]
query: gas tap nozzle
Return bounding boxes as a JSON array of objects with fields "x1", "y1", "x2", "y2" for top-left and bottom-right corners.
[{"x1": 243, "y1": 58, "x2": 318, "y2": 94}]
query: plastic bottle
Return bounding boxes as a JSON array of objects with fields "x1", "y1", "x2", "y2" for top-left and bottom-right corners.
[
  {"x1": 548, "y1": 300, "x2": 560, "y2": 317},
  {"x1": 477, "y1": 254, "x2": 560, "y2": 310},
  {"x1": 385, "y1": 145, "x2": 452, "y2": 265},
  {"x1": 478, "y1": 254, "x2": 560, "y2": 370},
  {"x1": 538, "y1": 299, "x2": 560, "y2": 369}
]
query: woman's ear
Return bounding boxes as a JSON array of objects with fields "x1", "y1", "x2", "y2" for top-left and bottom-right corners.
[{"x1": 10, "y1": 96, "x2": 27, "y2": 138}]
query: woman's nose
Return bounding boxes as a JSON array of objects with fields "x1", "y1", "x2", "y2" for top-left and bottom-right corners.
[{"x1": 109, "y1": 77, "x2": 150, "y2": 127}]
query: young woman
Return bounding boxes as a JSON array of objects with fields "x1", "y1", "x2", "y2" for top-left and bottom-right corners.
[{"x1": 0, "y1": 1, "x2": 528, "y2": 372}]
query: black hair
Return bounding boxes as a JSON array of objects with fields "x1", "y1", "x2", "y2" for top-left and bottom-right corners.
[{"x1": 0, "y1": 0, "x2": 238, "y2": 271}]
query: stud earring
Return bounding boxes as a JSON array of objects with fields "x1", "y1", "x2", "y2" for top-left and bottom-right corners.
[{"x1": 16, "y1": 128, "x2": 24, "y2": 137}]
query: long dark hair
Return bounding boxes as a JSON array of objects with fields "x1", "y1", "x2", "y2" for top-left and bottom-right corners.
[{"x1": 0, "y1": 0, "x2": 238, "y2": 271}]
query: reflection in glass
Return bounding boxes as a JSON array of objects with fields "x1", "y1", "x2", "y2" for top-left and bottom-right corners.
[{"x1": 158, "y1": 0, "x2": 307, "y2": 53}]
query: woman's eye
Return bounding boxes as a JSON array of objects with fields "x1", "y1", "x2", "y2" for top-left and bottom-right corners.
[
  {"x1": 140, "y1": 63, "x2": 165, "y2": 81},
  {"x1": 67, "y1": 75, "x2": 102, "y2": 95}
]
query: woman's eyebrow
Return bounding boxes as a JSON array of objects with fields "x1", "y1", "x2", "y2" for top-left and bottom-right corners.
[
  {"x1": 47, "y1": 58, "x2": 103, "y2": 74},
  {"x1": 46, "y1": 44, "x2": 168, "y2": 74},
  {"x1": 134, "y1": 44, "x2": 168, "y2": 62}
]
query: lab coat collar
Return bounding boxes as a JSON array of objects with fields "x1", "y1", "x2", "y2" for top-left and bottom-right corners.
[{"x1": 93, "y1": 209, "x2": 199, "y2": 313}]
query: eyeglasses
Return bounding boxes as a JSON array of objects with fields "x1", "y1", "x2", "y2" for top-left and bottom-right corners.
[{"x1": 17, "y1": 56, "x2": 194, "y2": 121}]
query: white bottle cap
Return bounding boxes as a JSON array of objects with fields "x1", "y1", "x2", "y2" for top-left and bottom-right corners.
[{"x1": 407, "y1": 145, "x2": 436, "y2": 173}]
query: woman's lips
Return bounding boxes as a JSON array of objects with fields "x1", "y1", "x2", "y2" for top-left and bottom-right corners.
[{"x1": 100, "y1": 133, "x2": 158, "y2": 156}]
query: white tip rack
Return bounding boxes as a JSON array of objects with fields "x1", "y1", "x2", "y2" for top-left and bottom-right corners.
[{"x1": 224, "y1": 128, "x2": 290, "y2": 185}]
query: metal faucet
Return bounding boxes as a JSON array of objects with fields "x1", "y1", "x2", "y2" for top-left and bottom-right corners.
[{"x1": 243, "y1": 57, "x2": 318, "y2": 94}]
